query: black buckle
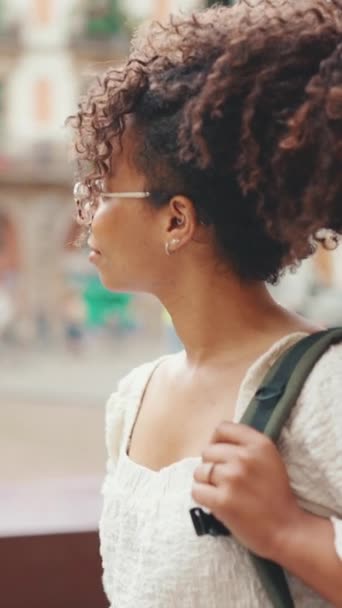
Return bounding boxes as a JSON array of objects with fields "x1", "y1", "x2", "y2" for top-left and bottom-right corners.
[{"x1": 189, "y1": 508, "x2": 231, "y2": 537}]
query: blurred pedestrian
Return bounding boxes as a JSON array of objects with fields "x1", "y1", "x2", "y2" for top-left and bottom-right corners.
[
  {"x1": 0, "y1": 284, "x2": 13, "y2": 338},
  {"x1": 63, "y1": 288, "x2": 85, "y2": 354}
]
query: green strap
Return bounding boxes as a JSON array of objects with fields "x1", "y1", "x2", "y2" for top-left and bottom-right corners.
[
  {"x1": 240, "y1": 327, "x2": 342, "y2": 608},
  {"x1": 250, "y1": 556, "x2": 295, "y2": 608}
]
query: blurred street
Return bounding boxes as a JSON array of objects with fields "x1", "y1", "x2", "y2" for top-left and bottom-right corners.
[
  {"x1": 0, "y1": 334, "x2": 164, "y2": 407},
  {"x1": 0, "y1": 335, "x2": 166, "y2": 536}
]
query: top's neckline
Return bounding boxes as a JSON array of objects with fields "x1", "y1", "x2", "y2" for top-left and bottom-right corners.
[{"x1": 121, "y1": 331, "x2": 309, "y2": 478}]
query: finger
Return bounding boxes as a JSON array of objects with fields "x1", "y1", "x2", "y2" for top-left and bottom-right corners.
[
  {"x1": 194, "y1": 462, "x2": 227, "y2": 486},
  {"x1": 201, "y1": 443, "x2": 241, "y2": 464},
  {"x1": 193, "y1": 462, "x2": 216, "y2": 485},
  {"x1": 211, "y1": 421, "x2": 268, "y2": 446},
  {"x1": 191, "y1": 480, "x2": 227, "y2": 513}
]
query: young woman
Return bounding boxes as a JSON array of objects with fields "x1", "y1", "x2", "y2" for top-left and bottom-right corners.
[{"x1": 69, "y1": 1, "x2": 342, "y2": 605}]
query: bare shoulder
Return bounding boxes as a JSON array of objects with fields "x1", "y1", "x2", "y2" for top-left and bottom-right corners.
[
  {"x1": 139, "y1": 350, "x2": 185, "y2": 398},
  {"x1": 283, "y1": 310, "x2": 323, "y2": 335},
  {"x1": 111, "y1": 350, "x2": 183, "y2": 403}
]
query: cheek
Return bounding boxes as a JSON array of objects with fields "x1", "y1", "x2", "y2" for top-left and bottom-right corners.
[
  {"x1": 90, "y1": 203, "x2": 163, "y2": 289},
  {"x1": 91, "y1": 205, "x2": 130, "y2": 263},
  {"x1": 91, "y1": 205, "x2": 113, "y2": 242}
]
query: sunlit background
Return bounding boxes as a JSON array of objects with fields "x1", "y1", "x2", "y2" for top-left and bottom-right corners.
[{"x1": 0, "y1": 1, "x2": 341, "y2": 607}]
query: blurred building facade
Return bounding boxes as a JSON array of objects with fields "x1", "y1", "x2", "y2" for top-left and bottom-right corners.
[
  {"x1": 0, "y1": 0, "x2": 341, "y2": 349},
  {"x1": 0, "y1": 0, "x2": 112, "y2": 344},
  {"x1": 0, "y1": 1, "x2": 156, "y2": 345}
]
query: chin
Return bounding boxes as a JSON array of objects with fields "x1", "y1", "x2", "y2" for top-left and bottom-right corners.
[
  {"x1": 97, "y1": 270, "x2": 138, "y2": 294},
  {"x1": 99, "y1": 275, "x2": 126, "y2": 293}
]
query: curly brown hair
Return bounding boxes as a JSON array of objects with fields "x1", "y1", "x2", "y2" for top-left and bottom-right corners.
[
  {"x1": 68, "y1": 0, "x2": 342, "y2": 283},
  {"x1": 275, "y1": 37, "x2": 342, "y2": 243}
]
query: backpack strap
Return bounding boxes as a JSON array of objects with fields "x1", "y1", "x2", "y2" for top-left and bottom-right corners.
[
  {"x1": 243, "y1": 328, "x2": 342, "y2": 608},
  {"x1": 241, "y1": 328, "x2": 342, "y2": 440},
  {"x1": 190, "y1": 327, "x2": 342, "y2": 608}
]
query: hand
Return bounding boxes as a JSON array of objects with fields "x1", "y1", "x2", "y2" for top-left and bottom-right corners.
[{"x1": 192, "y1": 421, "x2": 303, "y2": 560}]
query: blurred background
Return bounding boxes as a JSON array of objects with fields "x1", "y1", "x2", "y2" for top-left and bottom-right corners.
[{"x1": 0, "y1": 1, "x2": 341, "y2": 607}]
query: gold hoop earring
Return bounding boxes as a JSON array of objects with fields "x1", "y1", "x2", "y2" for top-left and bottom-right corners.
[
  {"x1": 165, "y1": 238, "x2": 180, "y2": 256},
  {"x1": 315, "y1": 228, "x2": 341, "y2": 251}
]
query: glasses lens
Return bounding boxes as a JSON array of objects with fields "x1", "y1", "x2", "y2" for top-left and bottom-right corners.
[
  {"x1": 74, "y1": 182, "x2": 95, "y2": 226},
  {"x1": 94, "y1": 179, "x2": 105, "y2": 193},
  {"x1": 74, "y1": 182, "x2": 90, "y2": 199}
]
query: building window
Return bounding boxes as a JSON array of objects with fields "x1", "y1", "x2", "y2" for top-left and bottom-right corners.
[
  {"x1": 33, "y1": 78, "x2": 53, "y2": 125},
  {"x1": 32, "y1": 0, "x2": 52, "y2": 26}
]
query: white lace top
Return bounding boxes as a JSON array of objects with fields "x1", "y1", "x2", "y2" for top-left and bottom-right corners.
[{"x1": 99, "y1": 333, "x2": 342, "y2": 607}]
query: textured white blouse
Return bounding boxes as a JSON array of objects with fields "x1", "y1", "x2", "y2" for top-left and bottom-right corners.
[{"x1": 99, "y1": 333, "x2": 342, "y2": 607}]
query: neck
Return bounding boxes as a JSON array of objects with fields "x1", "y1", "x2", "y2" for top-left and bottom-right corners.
[{"x1": 158, "y1": 264, "x2": 304, "y2": 367}]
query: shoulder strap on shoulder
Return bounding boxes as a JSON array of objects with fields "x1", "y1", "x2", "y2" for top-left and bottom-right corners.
[
  {"x1": 240, "y1": 327, "x2": 342, "y2": 440},
  {"x1": 241, "y1": 327, "x2": 342, "y2": 608},
  {"x1": 190, "y1": 328, "x2": 342, "y2": 608}
]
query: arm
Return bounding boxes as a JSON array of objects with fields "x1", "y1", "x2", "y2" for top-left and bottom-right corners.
[{"x1": 270, "y1": 507, "x2": 342, "y2": 606}]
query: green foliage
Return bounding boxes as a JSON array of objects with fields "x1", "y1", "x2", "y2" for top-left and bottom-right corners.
[
  {"x1": 82, "y1": 275, "x2": 133, "y2": 328},
  {"x1": 85, "y1": 0, "x2": 124, "y2": 38}
]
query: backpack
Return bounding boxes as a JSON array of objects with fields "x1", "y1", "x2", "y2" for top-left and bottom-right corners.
[{"x1": 190, "y1": 327, "x2": 342, "y2": 608}]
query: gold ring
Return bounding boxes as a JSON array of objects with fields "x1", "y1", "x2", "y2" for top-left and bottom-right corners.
[{"x1": 206, "y1": 462, "x2": 216, "y2": 485}]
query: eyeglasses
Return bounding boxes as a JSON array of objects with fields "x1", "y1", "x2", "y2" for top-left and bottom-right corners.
[{"x1": 73, "y1": 181, "x2": 151, "y2": 226}]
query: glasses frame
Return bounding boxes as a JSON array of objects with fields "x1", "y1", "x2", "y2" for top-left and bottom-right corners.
[
  {"x1": 95, "y1": 192, "x2": 151, "y2": 199},
  {"x1": 73, "y1": 181, "x2": 151, "y2": 226}
]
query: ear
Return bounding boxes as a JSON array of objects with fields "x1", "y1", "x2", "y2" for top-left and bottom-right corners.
[{"x1": 164, "y1": 195, "x2": 198, "y2": 246}]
